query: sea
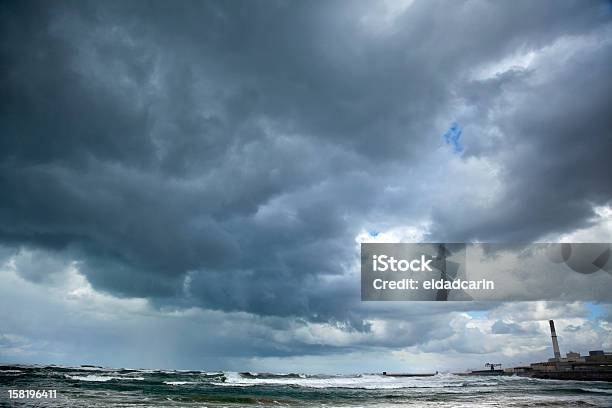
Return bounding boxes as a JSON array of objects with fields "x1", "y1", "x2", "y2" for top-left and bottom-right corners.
[{"x1": 1, "y1": 365, "x2": 611, "y2": 407}]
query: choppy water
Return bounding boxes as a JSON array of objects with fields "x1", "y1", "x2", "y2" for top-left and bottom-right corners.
[{"x1": 1, "y1": 365, "x2": 611, "y2": 407}]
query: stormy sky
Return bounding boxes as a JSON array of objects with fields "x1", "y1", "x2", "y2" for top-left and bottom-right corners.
[{"x1": 1, "y1": 0, "x2": 611, "y2": 372}]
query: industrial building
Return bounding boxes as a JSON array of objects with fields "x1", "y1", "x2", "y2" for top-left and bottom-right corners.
[{"x1": 505, "y1": 320, "x2": 612, "y2": 381}]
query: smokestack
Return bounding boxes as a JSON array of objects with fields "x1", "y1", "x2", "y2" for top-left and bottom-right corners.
[{"x1": 549, "y1": 320, "x2": 561, "y2": 360}]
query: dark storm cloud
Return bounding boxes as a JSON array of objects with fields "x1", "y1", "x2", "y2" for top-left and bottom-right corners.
[
  {"x1": 430, "y1": 38, "x2": 612, "y2": 242},
  {"x1": 1, "y1": 0, "x2": 611, "y2": 323}
]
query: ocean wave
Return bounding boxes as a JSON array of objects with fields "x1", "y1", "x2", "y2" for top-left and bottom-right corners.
[
  {"x1": 214, "y1": 372, "x2": 469, "y2": 389},
  {"x1": 164, "y1": 381, "x2": 196, "y2": 385},
  {"x1": 66, "y1": 374, "x2": 145, "y2": 382},
  {"x1": 239, "y1": 372, "x2": 307, "y2": 379},
  {"x1": 578, "y1": 387, "x2": 612, "y2": 395}
]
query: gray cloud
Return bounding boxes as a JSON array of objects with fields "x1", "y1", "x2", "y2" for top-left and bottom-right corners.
[
  {"x1": 430, "y1": 33, "x2": 612, "y2": 242},
  {"x1": 491, "y1": 320, "x2": 531, "y2": 335},
  {"x1": 0, "y1": 0, "x2": 611, "y2": 335}
]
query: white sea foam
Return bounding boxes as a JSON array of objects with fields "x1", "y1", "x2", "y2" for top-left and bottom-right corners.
[
  {"x1": 66, "y1": 374, "x2": 144, "y2": 382},
  {"x1": 214, "y1": 373, "x2": 467, "y2": 389},
  {"x1": 164, "y1": 381, "x2": 196, "y2": 385}
]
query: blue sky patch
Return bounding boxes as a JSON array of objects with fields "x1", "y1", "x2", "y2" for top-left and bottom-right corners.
[{"x1": 442, "y1": 122, "x2": 464, "y2": 154}]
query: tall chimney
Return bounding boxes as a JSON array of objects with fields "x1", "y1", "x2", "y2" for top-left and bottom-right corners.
[{"x1": 549, "y1": 320, "x2": 561, "y2": 360}]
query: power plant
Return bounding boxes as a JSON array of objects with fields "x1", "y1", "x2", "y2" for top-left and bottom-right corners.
[
  {"x1": 468, "y1": 320, "x2": 612, "y2": 381},
  {"x1": 385, "y1": 319, "x2": 611, "y2": 381}
]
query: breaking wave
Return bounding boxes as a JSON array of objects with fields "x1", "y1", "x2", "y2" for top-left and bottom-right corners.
[
  {"x1": 212, "y1": 372, "x2": 468, "y2": 389},
  {"x1": 66, "y1": 374, "x2": 145, "y2": 382}
]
